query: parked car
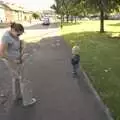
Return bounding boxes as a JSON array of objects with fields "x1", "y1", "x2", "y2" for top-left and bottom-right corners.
[
  {"x1": 109, "y1": 14, "x2": 120, "y2": 20},
  {"x1": 81, "y1": 17, "x2": 90, "y2": 21},
  {"x1": 42, "y1": 17, "x2": 50, "y2": 25}
]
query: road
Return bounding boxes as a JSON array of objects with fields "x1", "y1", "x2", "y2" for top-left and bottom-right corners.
[{"x1": 0, "y1": 23, "x2": 110, "y2": 120}]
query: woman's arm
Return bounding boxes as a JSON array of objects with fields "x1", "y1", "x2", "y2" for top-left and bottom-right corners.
[{"x1": 0, "y1": 42, "x2": 8, "y2": 59}]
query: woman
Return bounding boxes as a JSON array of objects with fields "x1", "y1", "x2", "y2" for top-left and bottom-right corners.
[{"x1": 0, "y1": 22, "x2": 36, "y2": 106}]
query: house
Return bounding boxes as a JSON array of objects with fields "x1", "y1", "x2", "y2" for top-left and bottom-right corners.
[
  {"x1": 2, "y1": 3, "x2": 13, "y2": 23},
  {"x1": 23, "y1": 9, "x2": 33, "y2": 22},
  {"x1": 5, "y1": 3, "x2": 25, "y2": 22},
  {"x1": 0, "y1": 1, "x2": 10, "y2": 23},
  {"x1": 6, "y1": 3, "x2": 33, "y2": 22},
  {"x1": 0, "y1": 1, "x2": 33, "y2": 23},
  {"x1": 0, "y1": 4, "x2": 5, "y2": 22}
]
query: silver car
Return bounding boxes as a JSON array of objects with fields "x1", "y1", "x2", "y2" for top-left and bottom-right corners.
[{"x1": 42, "y1": 17, "x2": 50, "y2": 25}]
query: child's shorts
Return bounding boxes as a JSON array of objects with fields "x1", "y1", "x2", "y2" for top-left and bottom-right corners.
[{"x1": 71, "y1": 54, "x2": 80, "y2": 65}]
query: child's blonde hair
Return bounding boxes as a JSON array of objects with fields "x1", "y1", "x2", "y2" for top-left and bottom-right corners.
[{"x1": 72, "y1": 45, "x2": 80, "y2": 55}]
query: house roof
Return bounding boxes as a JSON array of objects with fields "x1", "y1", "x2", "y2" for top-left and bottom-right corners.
[
  {"x1": 5, "y1": 3, "x2": 24, "y2": 11},
  {"x1": 0, "y1": 2, "x2": 33, "y2": 13},
  {"x1": 6, "y1": 3, "x2": 33, "y2": 13}
]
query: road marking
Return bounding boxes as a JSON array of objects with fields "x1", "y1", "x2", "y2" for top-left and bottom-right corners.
[
  {"x1": 56, "y1": 43, "x2": 60, "y2": 46},
  {"x1": 56, "y1": 39, "x2": 60, "y2": 42},
  {"x1": 33, "y1": 49, "x2": 37, "y2": 52},
  {"x1": 52, "y1": 44, "x2": 55, "y2": 47}
]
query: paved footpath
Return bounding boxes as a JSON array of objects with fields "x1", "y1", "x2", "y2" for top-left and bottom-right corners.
[{"x1": 0, "y1": 28, "x2": 110, "y2": 120}]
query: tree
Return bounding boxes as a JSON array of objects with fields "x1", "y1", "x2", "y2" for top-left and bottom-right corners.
[
  {"x1": 79, "y1": 0, "x2": 120, "y2": 32},
  {"x1": 51, "y1": 0, "x2": 74, "y2": 22},
  {"x1": 32, "y1": 13, "x2": 40, "y2": 19},
  {"x1": 70, "y1": 0, "x2": 89, "y2": 22},
  {"x1": 51, "y1": 0, "x2": 120, "y2": 32},
  {"x1": 70, "y1": 5, "x2": 80, "y2": 23}
]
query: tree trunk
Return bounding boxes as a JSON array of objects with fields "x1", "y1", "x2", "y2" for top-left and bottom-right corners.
[
  {"x1": 62, "y1": 15, "x2": 64, "y2": 22},
  {"x1": 61, "y1": 15, "x2": 63, "y2": 29},
  {"x1": 75, "y1": 16, "x2": 77, "y2": 24},
  {"x1": 71, "y1": 16, "x2": 73, "y2": 23},
  {"x1": 83, "y1": 11, "x2": 86, "y2": 17},
  {"x1": 100, "y1": 8, "x2": 104, "y2": 33},
  {"x1": 66, "y1": 14, "x2": 69, "y2": 23},
  {"x1": 99, "y1": 0, "x2": 105, "y2": 33}
]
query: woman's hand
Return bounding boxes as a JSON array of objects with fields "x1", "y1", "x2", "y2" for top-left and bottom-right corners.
[
  {"x1": 21, "y1": 53, "x2": 29, "y2": 61},
  {"x1": 0, "y1": 42, "x2": 8, "y2": 58},
  {"x1": 14, "y1": 59, "x2": 21, "y2": 64}
]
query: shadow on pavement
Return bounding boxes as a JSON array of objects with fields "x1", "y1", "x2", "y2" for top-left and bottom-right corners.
[{"x1": 8, "y1": 102, "x2": 37, "y2": 120}]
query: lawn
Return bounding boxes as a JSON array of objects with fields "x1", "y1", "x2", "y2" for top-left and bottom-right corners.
[
  {"x1": 61, "y1": 20, "x2": 120, "y2": 120},
  {"x1": 0, "y1": 23, "x2": 9, "y2": 28}
]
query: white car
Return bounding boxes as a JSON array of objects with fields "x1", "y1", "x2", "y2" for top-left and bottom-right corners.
[
  {"x1": 81, "y1": 17, "x2": 90, "y2": 21},
  {"x1": 42, "y1": 17, "x2": 50, "y2": 25}
]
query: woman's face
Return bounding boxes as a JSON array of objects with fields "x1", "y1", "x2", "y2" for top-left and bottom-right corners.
[{"x1": 11, "y1": 28, "x2": 23, "y2": 38}]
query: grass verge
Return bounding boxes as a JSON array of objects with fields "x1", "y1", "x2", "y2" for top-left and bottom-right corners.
[{"x1": 61, "y1": 20, "x2": 120, "y2": 120}]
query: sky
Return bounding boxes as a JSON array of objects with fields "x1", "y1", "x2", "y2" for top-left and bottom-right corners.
[{"x1": 3, "y1": 0, "x2": 55, "y2": 10}]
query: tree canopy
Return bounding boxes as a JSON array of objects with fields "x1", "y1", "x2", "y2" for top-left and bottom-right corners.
[{"x1": 51, "y1": 0, "x2": 120, "y2": 32}]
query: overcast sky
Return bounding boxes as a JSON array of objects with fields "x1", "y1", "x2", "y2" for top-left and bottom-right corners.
[{"x1": 3, "y1": 0, "x2": 55, "y2": 10}]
